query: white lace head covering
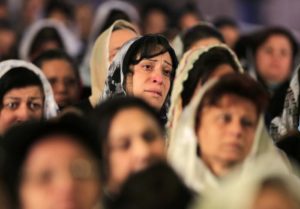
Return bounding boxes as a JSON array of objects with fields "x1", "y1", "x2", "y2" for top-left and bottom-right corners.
[
  {"x1": 88, "y1": 0, "x2": 139, "y2": 45},
  {"x1": 0, "y1": 59, "x2": 58, "y2": 118},
  {"x1": 171, "y1": 22, "x2": 223, "y2": 60},
  {"x1": 19, "y1": 19, "x2": 82, "y2": 60},
  {"x1": 167, "y1": 44, "x2": 244, "y2": 147},
  {"x1": 168, "y1": 75, "x2": 291, "y2": 194}
]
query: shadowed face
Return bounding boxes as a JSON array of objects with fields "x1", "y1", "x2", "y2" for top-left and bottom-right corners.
[
  {"x1": 256, "y1": 35, "x2": 293, "y2": 84},
  {"x1": 20, "y1": 136, "x2": 101, "y2": 209},
  {"x1": 41, "y1": 59, "x2": 79, "y2": 109},
  {"x1": 107, "y1": 107, "x2": 165, "y2": 193}
]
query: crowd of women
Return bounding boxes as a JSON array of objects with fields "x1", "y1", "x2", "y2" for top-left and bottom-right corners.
[{"x1": 0, "y1": 1, "x2": 300, "y2": 209}]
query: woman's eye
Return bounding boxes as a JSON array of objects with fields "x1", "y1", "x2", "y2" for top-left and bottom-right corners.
[
  {"x1": 280, "y1": 49, "x2": 290, "y2": 57},
  {"x1": 110, "y1": 138, "x2": 131, "y2": 151},
  {"x1": 28, "y1": 102, "x2": 42, "y2": 111},
  {"x1": 36, "y1": 171, "x2": 53, "y2": 185},
  {"x1": 119, "y1": 140, "x2": 131, "y2": 150},
  {"x1": 162, "y1": 68, "x2": 172, "y2": 77},
  {"x1": 142, "y1": 130, "x2": 158, "y2": 142},
  {"x1": 219, "y1": 113, "x2": 231, "y2": 123},
  {"x1": 4, "y1": 102, "x2": 19, "y2": 110},
  {"x1": 264, "y1": 47, "x2": 273, "y2": 54},
  {"x1": 23, "y1": 170, "x2": 53, "y2": 186},
  {"x1": 65, "y1": 78, "x2": 77, "y2": 87},
  {"x1": 142, "y1": 64, "x2": 153, "y2": 71},
  {"x1": 71, "y1": 159, "x2": 97, "y2": 180},
  {"x1": 241, "y1": 118, "x2": 255, "y2": 128}
]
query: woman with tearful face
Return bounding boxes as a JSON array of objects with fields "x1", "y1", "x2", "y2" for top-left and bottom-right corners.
[
  {"x1": 0, "y1": 60, "x2": 57, "y2": 135},
  {"x1": 91, "y1": 97, "x2": 166, "y2": 204},
  {"x1": 102, "y1": 34, "x2": 178, "y2": 124},
  {"x1": 168, "y1": 74, "x2": 291, "y2": 194}
]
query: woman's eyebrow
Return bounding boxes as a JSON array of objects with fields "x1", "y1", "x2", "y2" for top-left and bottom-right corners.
[
  {"x1": 29, "y1": 97, "x2": 44, "y2": 100},
  {"x1": 5, "y1": 96, "x2": 43, "y2": 100},
  {"x1": 147, "y1": 58, "x2": 172, "y2": 66},
  {"x1": 164, "y1": 60, "x2": 172, "y2": 66}
]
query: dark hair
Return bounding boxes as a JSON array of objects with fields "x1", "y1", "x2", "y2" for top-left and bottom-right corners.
[
  {"x1": 123, "y1": 35, "x2": 178, "y2": 124},
  {"x1": 276, "y1": 132, "x2": 300, "y2": 165},
  {"x1": 100, "y1": 10, "x2": 131, "y2": 34},
  {"x1": 33, "y1": 49, "x2": 80, "y2": 81},
  {"x1": 90, "y1": 96, "x2": 164, "y2": 182},
  {"x1": 0, "y1": 114, "x2": 102, "y2": 208},
  {"x1": 195, "y1": 74, "x2": 268, "y2": 129},
  {"x1": 112, "y1": 24, "x2": 136, "y2": 33},
  {"x1": 253, "y1": 27, "x2": 298, "y2": 59},
  {"x1": 141, "y1": 2, "x2": 170, "y2": 23},
  {"x1": 182, "y1": 24, "x2": 225, "y2": 52},
  {"x1": 213, "y1": 16, "x2": 238, "y2": 29},
  {"x1": 177, "y1": 3, "x2": 203, "y2": 29},
  {"x1": 181, "y1": 47, "x2": 240, "y2": 108},
  {"x1": 0, "y1": 67, "x2": 43, "y2": 107},
  {"x1": 124, "y1": 34, "x2": 178, "y2": 79},
  {"x1": 29, "y1": 27, "x2": 65, "y2": 60},
  {"x1": 44, "y1": 0, "x2": 74, "y2": 21},
  {"x1": 0, "y1": 18, "x2": 13, "y2": 30},
  {"x1": 110, "y1": 162, "x2": 194, "y2": 209}
]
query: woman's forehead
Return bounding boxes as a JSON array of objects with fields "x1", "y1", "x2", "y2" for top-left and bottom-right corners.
[
  {"x1": 201, "y1": 93, "x2": 256, "y2": 110},
  {"x1": 135, "y1": 51, "x2": 173, "y2": 65}
]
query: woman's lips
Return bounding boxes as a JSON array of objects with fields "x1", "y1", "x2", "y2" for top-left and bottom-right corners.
[
  {"x1": 222, "y1": 142, "x2": 244, "y2": 153},
  {"x1": 144, "y1": 90, "x2": 162, "y2": 97}
]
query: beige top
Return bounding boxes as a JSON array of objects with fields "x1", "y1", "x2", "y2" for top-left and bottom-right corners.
[{"x1": 191, "y1": 158, "x2": 300, "y2": 209}]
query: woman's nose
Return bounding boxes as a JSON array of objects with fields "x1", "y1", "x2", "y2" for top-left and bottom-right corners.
[
  {"x1": 54, "y1": 81, "x2": 67, "y2": 94},
  {"x1": 55, "y1": 172, "x2": 77, "y2": 201},
  {"x1": 132, "y1": 139, "x2": 152, "y2": 171},
  {"x1": 151, "y1": 69, "x2": 163, "y2": 85},
  {"x1": 228, "y1": 119, "x2": 243, "y2": 138},
  {"x1": 16, "y1": 105, "x2": 31, "y2": 122}
]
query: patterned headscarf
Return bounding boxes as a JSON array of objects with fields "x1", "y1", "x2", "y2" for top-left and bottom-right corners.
[
  {"x1": 101, "y1": 35, "x2": 178, "y2": 123},
  {"x1": 19, "y1": 19, "x2": 82, "y2": 61},
  {"x1": 270, "y1": 66, "x2": 300, "y2": 141}
]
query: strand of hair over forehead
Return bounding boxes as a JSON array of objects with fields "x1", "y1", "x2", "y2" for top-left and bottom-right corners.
[{"x1": 132, "y1": 35, "x2": 173, "y2": 64}]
